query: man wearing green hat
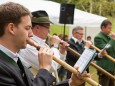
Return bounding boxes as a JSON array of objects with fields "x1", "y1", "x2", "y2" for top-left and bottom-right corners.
[{"x1": 19, "y1": 10, "x2": 68, "y2": 79}]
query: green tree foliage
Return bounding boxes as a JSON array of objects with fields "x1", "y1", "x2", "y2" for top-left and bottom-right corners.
[{"x1": 50, "y1": 0, "x2": 115, "y2": 17}]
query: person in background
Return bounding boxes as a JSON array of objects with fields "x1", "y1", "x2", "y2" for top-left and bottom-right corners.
[
  {"x1": 64, "y1": 34, "x2": 69, "y2": 42},
  {"x1": 58, "y1": 34, "x2": 63, "y2": 40},
  {"x1": 94, "y1": 19, "x2": 115, "y2": 86},
  {"x1": 66, "y1": 26, "x2": 91, "y2": 86},
  {"x1": 58, "y1": 34, "x2": 68, "y2": 81},
  {"x1": 53, "y1": 33, "x2": 57, "y2": 36},
  {"x1": 58, "y1": 34, "x2": 69, "y2": 42},
  {"x1": 87, "y1": 36, "x2": 93, "y2": 44}
]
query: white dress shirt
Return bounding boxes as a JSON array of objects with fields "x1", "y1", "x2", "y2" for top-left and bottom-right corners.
[
  {"x1": 19, "y1": 35, "x2": 66, "y2": 73},
  {"x1": 72, "y1": 36, "x2": 82, "y2": 44}
]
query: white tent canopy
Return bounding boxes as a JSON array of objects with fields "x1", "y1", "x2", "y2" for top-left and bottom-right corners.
[
  {"x1": 0, "y1": 0, "x2": 106, "y2": 27},
  {"x1": 0, "y1": 0, "x2": 107, "y2": 40}
]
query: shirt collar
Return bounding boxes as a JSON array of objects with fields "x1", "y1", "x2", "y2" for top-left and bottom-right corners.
[
  {"x1": 101, "y1": 32, "x2": 110, "y2": 38},
  {"x1": 0, "y1": 44, "x2": 18, "y2": 62},
  {"x1": 31, "y1": 35, "x2": 49, "y2": 47},
  {"x1": 72, "y1": 36, "x2": 82, "y2": 44}
]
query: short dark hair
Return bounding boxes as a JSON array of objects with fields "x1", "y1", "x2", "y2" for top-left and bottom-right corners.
[
  {"x1": 0, "y1": 2, "x2": 32, "y2": 37},
  {"x1": 87, "y1": 36, "x2": 91, "y2": 39},
  {"x1": 101, "y1": 20, "x2": 112, "y2": 29},
  {"x1": 72, "y1": 26, "x2": 83, "y2": 33}
]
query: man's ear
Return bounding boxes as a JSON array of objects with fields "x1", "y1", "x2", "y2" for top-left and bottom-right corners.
[
  {"x1": 36, "y1": 25, "x2": 40, "y2": 29},
  {"x1": 8, "y1": 23, "x2": 16, "y2": 35},
  {"x1": 101, "y1": 26, "x2": 105, "y2": 30}
]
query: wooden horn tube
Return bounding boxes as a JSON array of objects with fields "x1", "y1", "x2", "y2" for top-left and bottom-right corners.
[
  {"x1": 91, "y1": 45, "x2": 115, "y2": 63},
  {"x1": 27, "y1": 39, "x2": 101, "y2": 86},
  {"x1": 67, "y1": 47, "x2": 115, "y2": 80}
]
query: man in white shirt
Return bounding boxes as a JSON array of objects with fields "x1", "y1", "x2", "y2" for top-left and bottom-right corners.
[{"x1": 19, "y1": 10, "x2": 68, "y2": 78}]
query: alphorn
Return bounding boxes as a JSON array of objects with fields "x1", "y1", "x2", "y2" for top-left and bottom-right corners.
[
  {"x1": 90, "y1": 44, "x2": 115, "y2": 63},
  {"x1": 27, "y1": 39, "x2": 101, "y2": 86},
  {"x1": 48, "y1": 34, "x2": 115, "y2": 80}
]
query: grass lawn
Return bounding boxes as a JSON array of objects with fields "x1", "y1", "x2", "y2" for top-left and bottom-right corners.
[
  {"x1": 50, "y1": 24, "x2": 69, "y2": 35},
  {"x1": 86, "y1": 65, "x2": 98, "y2": 86}
]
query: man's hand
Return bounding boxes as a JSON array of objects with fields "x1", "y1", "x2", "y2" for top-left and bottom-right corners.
[
  {"x1": 111, "y1": 32, "x2": 115, "y2": 40},
  {"x1": 59, "y1": 40, "x2": 69, "y2": 54},
  {"x1": 84, "y1": 40, "x2": 92, "y2": 48},
  {"x1": 50, "y1": 35, "x2": 69, "y2": 54},
  {"x1": 38, "y1": 46, "x2": 53, "y2": 71},
  {"x1": 69, "y1": 66, "x2": 90, "y2": 86},
  {"x1": 99, "y1": 50, "x2": 108, "y2": 57},
  {"x1": 50, "y1": 35, "x2": 61, "y2": 46}
]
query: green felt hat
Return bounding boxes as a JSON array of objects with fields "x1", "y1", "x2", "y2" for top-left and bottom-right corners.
[{"x1": 32, "y1": 10, "x2": 52, "y2": 24}]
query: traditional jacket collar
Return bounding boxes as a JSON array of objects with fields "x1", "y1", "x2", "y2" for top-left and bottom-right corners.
[{"x1": 0, "y1": 44, "x2": 18, "y2": 63}]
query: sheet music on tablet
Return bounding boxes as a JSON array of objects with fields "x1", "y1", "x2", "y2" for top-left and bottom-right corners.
[{"x1": 75, "y1": 48, "x2": 97, "y2": 73}]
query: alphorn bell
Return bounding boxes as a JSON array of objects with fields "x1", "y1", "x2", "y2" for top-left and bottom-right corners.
[
  {"x1": 27, "y1": 38, "x2": 101, "y2": 86},
  {"x1": 48, "y1": 34, "x2": 115, "y2": 80}
]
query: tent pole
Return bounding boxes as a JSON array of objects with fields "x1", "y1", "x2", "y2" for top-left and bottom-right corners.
[{"x1": 85, "y1": 26, "x2": 87, "y2": 40}]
